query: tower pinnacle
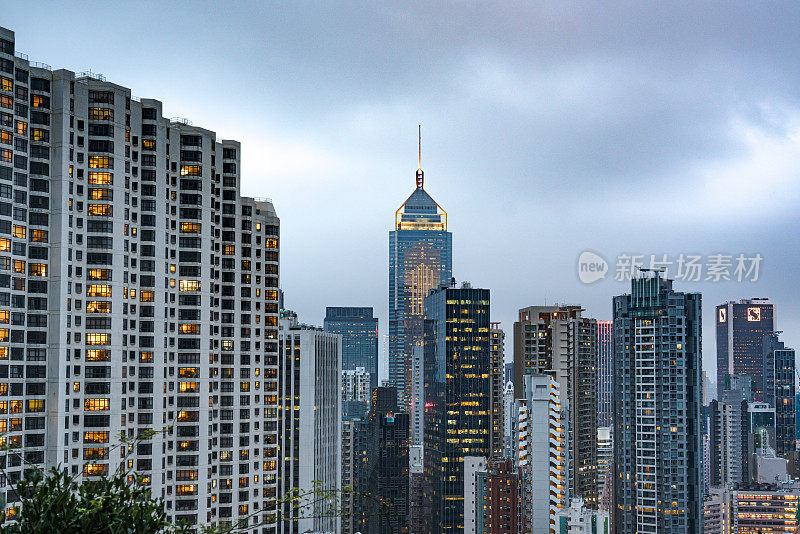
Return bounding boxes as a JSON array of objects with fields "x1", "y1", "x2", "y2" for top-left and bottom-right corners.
[{"x1": 416, "y1": 124, "x2": 424, "y2": 189}]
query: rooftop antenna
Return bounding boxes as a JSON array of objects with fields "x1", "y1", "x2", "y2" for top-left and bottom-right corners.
[{"x1": 416, "y1": 124, "x2": 424, "y2": 189}]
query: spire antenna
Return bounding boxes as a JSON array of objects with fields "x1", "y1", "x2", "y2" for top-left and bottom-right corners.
[{"x1": 415, "y1": 124, "x2": 424, "y2": 189}]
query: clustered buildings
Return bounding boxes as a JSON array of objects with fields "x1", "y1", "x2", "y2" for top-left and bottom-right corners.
[{"x1": 1, "y1": 25, "x2": 800, "y2": 534}]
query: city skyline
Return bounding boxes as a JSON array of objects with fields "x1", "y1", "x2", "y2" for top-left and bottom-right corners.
[{"x1": 5, "y1": 4, "x2": 800, "y2": 385}]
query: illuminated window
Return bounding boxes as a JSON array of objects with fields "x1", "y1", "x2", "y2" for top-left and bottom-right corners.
[
  {"x1": 83, "y1": 464, "x2": 108, "y2": 477},
  {"x1": 180, "y1": 222, "x2": 200, "y2": 233},
  {"x1": 179, "y1": 382, "x2": 199, "y2": 393},
  {"x1": 29, "y1": 229, "x2": 48, "y2": 242},
  {"x1": 87, "y1": 204, "x2": 112, "y2": 216},
  {"x1": 265, "y1": 238, "x2": 278, "y2": 249},
  {"x1": 0, "y1": 311, "x2": 7, "y2": 325},
  {"x1": 240, "y1": 382, "x2": 250, "y2": 392},
  {"x1": 32, "y1": 95, "x2": 47, "y2": 108},
  {"x1": 31, "y1": 128, "x2": 47, "y2": 142},
  {"x1": 223, "y1": 244, "x2": 235, "y2": 255},
  {"x1": 179, "y1": 280, "x2": 200, "y2": 292},
  {"x1": 26, "y1": 400, "x2": 44, "y2": 412},
  {"x1": 28, "y1": 263, "x2": 46, "y2": 277},
  {"x1": 88, "y1": 107, "x2": 113, "y2": 121},
  {"x1": 9, "y1": 400, "x2": 21, "y2": 413},
  {"x1": 0, "y1": 77, "x2": 10, "y2": 92},
  {"x1": 0, "y1": 131, "x2": 10, "y2": 145},
  {"x1": 265, "y1": 290, "x2": 278, "y2": 301},
  {"x1": 12, "y1": 260, "x2": 24, "y2": 273},
  {"x1": 0, "y1": 238, "x2": 9, "y2": 252},
  {"x1": 176, "y1": 411, "x2": 198, "y2": 422},
  {"x1": 87, "y1": 269, "x2": 111, "y2": 281},
  {"x1": 84, "y1": 398, "x2": 110, "y2": 411},
  {"x1": 238, "y1": 504, "x2": 248, "y2": 516},
  {"x1": 0, "y1": 348, "x2": 7, "y2": 360},
  {"x1": 83, "y1": 447, "x2": 109, "y2": 460},
  {"x1": 180, "y1": 165, "x2": 201, "y2": 176},
  {"x1": 86, "y1": 301, "x2": 111, "y2": 314},
  {"x1": 0, "y1": 329, "x2": 8, "y2": 342},
  {"x1": 88, "y1": 172, "x2": 113, "y2": 185},
  {"x1": 139, "y1": 351, "x2": 154, "y2": 363},
  {"x1": 179, "y1": 323, "x2": 199, "y2": 335},
  {"x1": 85, "y1": 349, "x2": 110, "y2": 362},
  {"x1": 178, "y1": 367, "x2": 199, "y2": 378},
  {"x1": 87, "y1": 284, "x2": 112, "y2": 297},
  {"x1": 86, "y1": 333, "x2": 110, "y2": 346},
  {"x1": 176, "y1": 484, "x2": 197, "y2": 496},
  {"x1": 142, "y1": 139, "x2": 155, "y2": 150},
  {"x1": 0, "y1": 402, "x2": 6, "y2": 414},
  {"x1": 12, "y1": 225, "x2": 24, "y2": 239},
  {"x1": 88, "y1": 188, "x2": 112, "y2": 201},
  {"x1": 0, "y1": 95, "x2": 10, "y2": 109},
  {"x1": 73, "y1": 382, "x2": 80, "y2": 392},
  {"x1": 140, "y1": 290, "x2": 154, "y2": 302},
  {"x1": 221, "y1": 340, "x2": 233, "y2": 351}
]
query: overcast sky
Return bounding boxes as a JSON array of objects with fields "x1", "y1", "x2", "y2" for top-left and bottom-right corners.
[{"x1": 7, "y1": 2, "x2": 800, "y2": 384}]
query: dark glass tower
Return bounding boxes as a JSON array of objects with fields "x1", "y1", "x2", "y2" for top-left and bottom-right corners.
[
  {"x1": 324, "y1": 306, "x2": 379, "y2": 392},
  {"x1": 422, "y1": 284, "x2": 490, "y2": 534},
  {"x1": 389, "y1": 149, "x2": 452, "y2": 409},
  {"x1": 613, "y1": 272, "x2": 702, "y2": 533},
  {"x1": 762, "y1": 333, "x2": 796, "y2": 456},
  {"x1": 716, "y1": 298, "x2": 774, "y2": 401}
]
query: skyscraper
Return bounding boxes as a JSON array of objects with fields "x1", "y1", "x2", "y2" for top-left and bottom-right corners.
[
  {"x1": 0, "y1": 26, "x2": 281, "y2": 529},
  {"x1": 324, "y1": 306, "x2": 379, "y2": 393},
  {"x1": 277, "y1": 313, "x2": 342, "y2": 534},
  {"x1": 389, "y1": 134, "x2": 452, "y2": 408},
  {"x1": 597, "y1": 320, "x2": 613, "y2": 428},
  {"x1": 708, "y1": 387, "x2": 750, "y2": 486},
  {"x1": 423, "y1": 283, "x2": 490, "y2": 534},
  {"x1": 489, "y1": 322, "x2": 505, "y2": 457},
  {"x1": 762, "y1": 333, "x2": 796, "y2": 456},
  {"x1": 512, "y1": 305, "x2": 598, "y2": 508},
  {"x1": 716, "y1": 298, "x2": 774, "y2": 401},
  {"x1": 613, "y1": 272, "x2": 702, "y2": 533}
]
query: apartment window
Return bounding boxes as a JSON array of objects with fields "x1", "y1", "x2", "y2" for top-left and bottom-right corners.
[
  {"x1": 86, "y1": 284, "x2": 111, "y2": 298},
  {"x1": 83, "y1": 464, "x2": 108, "y2": 477},
  {"x1": 176, "y1": 484, "x2": 197, "y2": 496},
  {"x1": 88, "y1": 156, "x2": 113, "y2": 169},
  {"x1": 85, "y1": 349, "x2": 110, "y2": 362},
  {"x1": 139, "y1": 351, "x2": 153, "y2": 363},
  {"x1": 83, "y1": 448, "x2": 109, "y2": 460},
  {"x1": 88, "y1": 172, "x2": 112, "y2": 185},
  {"x1": 87, "y1": 269, "x2": 111, "y2": 281},
  {"x1": 31, "y1": 95, "x2": 49, "y2": 109},
  {"x1": 179, "y1": 280, "x2": 200, "y2": 292},
  {"x1": 85, "y1": 333, "x2": 110, "y2": 346},
  {"x1": 179, "y1": 324, "x2": 199, "y2": 335},
  {"x1": 88, "y1": 107, "x2": 113, "y2": 121},
  {"x1": 87, "y1": 204, "x2": 112, "y2": 217},
  {"x1": 86, "y1": 301, "x2": 111, "y2": 314},
  {"x1": 28, "y1": 263, "x2": 46, "y2": 277},
  {"x1": 84, "y1": 399, "x2": 110, "y2": 411},
  {"x1": 26, "y1": 399, "x2": 44, "y2": 412},
  {"x1": 180, "y1": 165, "x2": 201, "y2": 176},
  {"x1": 178, "y1": 382, "x2": 198, "y2": 393},
  {"x1": 29, "y1": 229, "x2": 48, "y2": 243},
  {"x1": 0, "y1": 77, "x2": 10, "y2": 92},
  {"x1": 84, "y1": 431, "x2": 109, "y2": 444},
  {"x1": 0, "y1": 238, "x2": 9, "y2": 252},
  {"x1": 139, "y1": 290, "x2": 154, "y2": 302},
  {"x1": 88, "y1": 91, "x2": 114, "y2": 104},
  {"x1": 180, "y1": 222, "x2": 200, "y2": 233},
  {"x1": 30, "y1": 128, "x2": 47, "y2": 142},
  {"x1": 88, "y1": 188, "x2": 112, "y2": 201}
]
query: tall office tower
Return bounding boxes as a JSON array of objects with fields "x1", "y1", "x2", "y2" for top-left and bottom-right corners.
[
  {"x1": 716, "y1": 298, "x2": 774, "y2": 401},
  {"x1": 512, "y1": 305, "x2": 598, "y2": 508},
  {"x1": 596, "y1": 321, "x2": 613, "y2": 428},
  {"x1": 388, "y1": 147, "x2": 452, "y2": 409},
  {"x1": 410, "y1": 345, "x2": 424, "y2": 445},
  {"x1": 470, "y1": 457, "x2": 531, "y2": 534},
  {"x1": 489, "y1": 322, "x2": 505, "y2": 457},
  {"x1": 0, "y1": 27, "x2": 281, "y2": 529},
  {"x1": 708, "y1": 388, "x2": 750, "y2": 486},
  {"x1": 612, "y1": 273, "x2": 702, "y2": 533},
  {"x1": 277, "y1": 314, "x2": 342, "y2": 534},
  {"x1": 324, "y1": 307, "x2": 378, "y2": 393},
  {"x1": 762, "y1": 333, "x2": 796, "y2": 456},
  {"x1": 422, "y1": 283, "x2": 490, "y2": 534},
  {"x1": 341, "y1": 366, "x2": 371, "y2": 418},
  {"x1": 365, "y1": 387, "x2": 409, "y2": 534},
  {"x1": 341, "y1": 416, "x2": 368, "y2": 534},
  {"x1": 517, "y1": 374, "x2": 567, "y2": 533}
]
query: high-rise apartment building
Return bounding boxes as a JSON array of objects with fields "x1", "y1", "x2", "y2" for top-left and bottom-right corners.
[
  {"x1": 389, "y1": 154, "x2": 452, "y2": 409},
  {"x1": 365, "y1": 387, "x2": 409, "y2": 534},
  {"x1": 324, "y1": 307, "x2": 378, "y2": 393},
  {"x1": 423, "y1": 283, "x2": 490, "y2": 534},
  {"x1": 277, "y1": 314, "x2": 341, "y2": 534},
  {"x1": 596, "y1": 321, "x2": 613, "y2": 428},
  {"x1": 472, "y1": 457, "x2": 531, "y2": 534},
  {"x1": 341, "y1": 365, "x2": 371, "y2": 418},
  {"x1": 410, "y1": 345, "x2": 424, "y2": 445},
  {"x1": 341, "y1": 416, "x2": 368, "y2": 534},
  {"x1": 716, "y1": 298, "x2": 774, "y2": 401},
  {"x1": 512, "y1": 305, "x2": 598, "y2": 508},
  {"x1": 517, "y1": 374, "x2": 567, "y2": 533},
  {"x1": 708, "y1": 387, "x2": 750, "y2": 487},
  {"x1": 489, "y1": 322, "x2": 505, "y2": 457},
  {"x1": 0, "y1": 27, "x2": 281, "y2": 530},
  {"x1": 613, "y1": 273, "x2": 702, "y2": 533},
  {"x1": 597, "y1": 427, "x2": 613, "y2": 510},
  {"x1": 762, "y1": 333, "x2": 796, "y2": 456}
]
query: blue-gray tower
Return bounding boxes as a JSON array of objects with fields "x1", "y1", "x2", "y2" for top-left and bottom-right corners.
[{"x1": 389, "y1": 127, "x2": 452, "y2": 409}]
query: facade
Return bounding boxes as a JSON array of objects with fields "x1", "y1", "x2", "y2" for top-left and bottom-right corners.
[
  {"x1": 708, "y1": 388, "x2": 750, "y2": 486},
  {"x1": 464, "y1": 456, "x2": 488, "y2": 534},
  {"x1": 715, "y1": 298, "x2": 774, "y2": 401},
  {"x1": 365, "y1": 387, "x2": 409, "y2": 534},
  {"x1": 341, "y1": 416, "x2": 368, "y2": 534},
  {"x1": 762, "y1": 333, "x2": 796, "y2": 456},
  {"x1": 596, "y1": 427, "x2": 612, "y2": 511},
  {"x1": 409, "y1": 445, "x2": 426, "y2": 534},
  {"x1": 489, "y1": 322, "x2": 505, "y2": 456},
  {"x1": 513, "y1": 305, "x2": 598, "y2": 508},
  {"x1": 277, "y1": 315, "x2": 342, "y2": 534},
  {"x1": 410, "y1": 345, "x2": 424, "y2": 446},
  {"x1": 554, "y1": 497, "x2": 609, "y2": 534},
  {"x1": 474, "y1": 457, "x2": 530, "y2": 534},
  {"x1": 324, "y1": 307, "x2": 378, "y2": 393},
  {"x1": 612, "y1": 273, "x2": 702, "y2": 533},
  {"x1": 503, "y1": 381, "x2": 517, "y2": 458},
  {"x1": 341, "y1": 366, "x2": 370, "y2": 418},
  {"x1": 596, "y1": 321, "x2": 613, "y2": 428},
  {"x1": 702, "y1": 489, "x2": 731, "y2": 534},
  {"x1": 422, "y1": 283, "x2": 490, "y2": 534},
  {"x1": 733, "y1": 488, "x2": 800, "y2": 533},
  {"x1": 518, "y1": 374, "x2": 567, "y2": 534},
  {"x1": 0, "y1": 27, "x2": 281, "y2": 530},
  {"x1": 388, "y1": 160, "x2": 452, "y2": 409}
]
